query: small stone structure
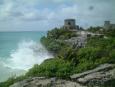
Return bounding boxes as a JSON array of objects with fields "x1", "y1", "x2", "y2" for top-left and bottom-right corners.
[
  {"x1": 104, "y1": 21, "x2": 115, "y2": 29},
  {"x1": 63, "y1": 19, "x2": 79, "y2": 30}
]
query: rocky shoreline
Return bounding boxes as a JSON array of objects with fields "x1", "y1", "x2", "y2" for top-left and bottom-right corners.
[
  {"x1": 10, "y1": 64, "x2": 115, "y2": 87},
  {"x1": 9, "y1": 20, "x2": 115, "y2": 87}
]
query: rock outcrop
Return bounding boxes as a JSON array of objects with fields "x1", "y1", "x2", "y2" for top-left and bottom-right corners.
[
  {"x1": 10, "y1": 64, "x2": 115, "y2": 87},
  {"x1": 10, "y1": 77, "x2": 85, "y2": 87},
  {"x1": 71, "y1": 64, "x2": 115, "y2": 86}
]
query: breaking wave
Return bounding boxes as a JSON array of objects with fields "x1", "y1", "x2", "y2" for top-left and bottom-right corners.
[
  {"x1": 5, "y1": 40, "x2": 53, "y2": 70},
  {"x1": 0, "y1": 39, "x2": 53, "y2": 82}
]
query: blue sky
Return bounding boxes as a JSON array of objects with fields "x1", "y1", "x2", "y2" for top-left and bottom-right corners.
[{"x1": 0, "y1": 0, "x2": 115, "y2": 31}]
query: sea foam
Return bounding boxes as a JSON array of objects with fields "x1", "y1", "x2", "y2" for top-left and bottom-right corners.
[
  {"x1": 0, "y1": 32, "x2": 50, "y2": 82},
  {"x1": 5, "y1": 40, "x2": 53, "y2": 70}
]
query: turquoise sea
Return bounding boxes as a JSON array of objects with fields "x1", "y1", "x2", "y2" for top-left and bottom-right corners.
[{"x1": 0, "y1": 31, "x2": 52, "y2": 82}]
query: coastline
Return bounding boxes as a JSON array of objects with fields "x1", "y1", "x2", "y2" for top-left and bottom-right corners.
[{"x1": 1, "y1": 24, "x2": 115, "y2": 87}]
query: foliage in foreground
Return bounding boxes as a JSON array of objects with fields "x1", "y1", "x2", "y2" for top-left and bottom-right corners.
[
  {"x1": 26, "y1": 58, "x2": 73, "y2": 78},
  {"x1": 101, "y1": 79, "x2": 115, "y2": 87},
  {"x1": 0, "y1": 76, "x2": 27, "y2": 87}
]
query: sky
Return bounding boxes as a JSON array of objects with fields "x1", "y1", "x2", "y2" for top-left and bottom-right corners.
[{"x1": 0, "y1": 0, "x2": 115, "y2": 31}]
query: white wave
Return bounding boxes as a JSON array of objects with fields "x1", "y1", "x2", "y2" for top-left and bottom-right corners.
[
  {"x1": 5, "y1": 40, "x2": 53, "y2": 70},
  {"x1": 0, "y1": 61, "x2": 25, "y2": 82},
  {"x1": 0, "y1": 39, "x2": 52, "y2": 82}
]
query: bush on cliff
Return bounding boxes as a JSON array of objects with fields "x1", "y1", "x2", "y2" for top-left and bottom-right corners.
[
  {"x1": 41, "y1": 36, "x2": 69, "y2": 54},
  {"x1": 41, "y1": 28, "x2": 115, "y2": 73},
  {"x1": 87, "y1": 26, "x2": 102, "y2": 33},
  {"x1": 73, "y1": 37, "x2": 115, "y2": 73},
  {"x1": 47, "y1": 28, "x2": 77, "y2": 40},
  {"x1": 41, "y1": 28, "x2": 77, "y2": 54},
  {"x1": 104, "y1": 28, "x2": 115, "y2": 37},
  {"x1": 26, "y1": 58, "x2": 73, "y2": 78}
]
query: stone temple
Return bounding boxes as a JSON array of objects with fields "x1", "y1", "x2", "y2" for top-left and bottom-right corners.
[
  {"x1": 63, "y1": 19, "x2": 79, "y2": 30},
  {"x1": 104, "y1": 21, "x2": 115, "y2": 29}
]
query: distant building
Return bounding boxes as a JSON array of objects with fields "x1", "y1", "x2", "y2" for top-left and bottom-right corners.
[
  {"x1": 104, "y1": 21, "x2": 115, "y2": 29},
  {"x1": 63, "y1": 19, "x2": 79, "y2": 30}
]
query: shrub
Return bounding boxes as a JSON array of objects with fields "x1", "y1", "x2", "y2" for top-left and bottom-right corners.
[{"x1": 26, "y1": 58, "x2": 73, "y2": 78}]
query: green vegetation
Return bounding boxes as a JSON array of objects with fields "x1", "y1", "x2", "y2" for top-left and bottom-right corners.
[
  {"x1": 75, "y1": 37, "x2": 115, "y2": 73},
  {"x1": 0, "y1": 76, "x2": 27, "y2": 87},
  {"x1": 41, "y1": 28, "x2": 77, "y2": 54},
  {"x1": 41, "y1": 27, "x2": 115, "y2": 73},
  {"x1": 87, "y1": 26, "x2": 115, "y2": 37},
  {"x1": 26, "y1": 58, "x2": 73, "y2": 78},
  {"x1": 0, "y1": 27, "x2": 115, "y2": 87},
  {"x1": 103, "y1": 28, "x2": 115, "y2": 37},
  {"x1": 87, "y1": 26, "x2": 103, "y2": 33},
  {"x1": 101, "y1": 79, "x2": 115, "y2": 87}
]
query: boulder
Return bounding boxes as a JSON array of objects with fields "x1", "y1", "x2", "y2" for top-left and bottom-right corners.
[{"x1": 71, "y1": 64, "x2": 115, "y2": 85}]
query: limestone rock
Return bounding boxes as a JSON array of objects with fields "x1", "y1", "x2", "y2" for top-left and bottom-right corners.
[
  {"x1": 71, "y1": 64, "x2": 115, "y2": 85},
  {"x1": 10, "y1": 64, "x2": 115, "y2": 87},
  {"x1": 10, "y1": 77, "x2": 86, "y2": 87}
]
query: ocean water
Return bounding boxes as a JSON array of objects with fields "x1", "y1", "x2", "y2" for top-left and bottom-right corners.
[{"x1": 0, "y1": 31, "x2": 52, "y2": 82}]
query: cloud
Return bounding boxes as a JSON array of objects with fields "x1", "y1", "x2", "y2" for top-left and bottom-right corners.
[
  {"x1": 0, "y1": 0, "x2": 115, "y2": 31},
  {"x1": 0, "y1": 1, "x2": 13, "y2": 19},
  {"x1": 0, "y1": 0, "x2": 3, "y2": 4},
  {"x1": 0, "y1": 0, "x2": 41, "y2": 21},
  {"x1": 20, "y1": 10, "x2": 47, "y2": 21}
]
